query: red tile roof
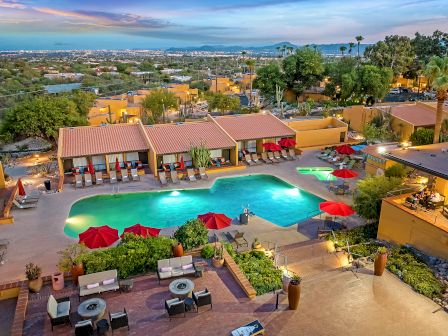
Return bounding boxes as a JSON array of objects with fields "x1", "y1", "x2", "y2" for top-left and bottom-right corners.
[
  {"x1": 390, "y1": 105, "x2": 436, "y2": 126},
  {"x1": 214, "y1": 113, "x2": 295, "y2": 141},
  {"x1": 145, "y1": 121, "x2": 236, "y2": 155},
  {"x1": 59, "y1": 123, "x2": 148, "y2": 158}
]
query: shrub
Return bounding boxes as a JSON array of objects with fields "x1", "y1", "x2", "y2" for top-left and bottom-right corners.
[
  {"x1": 328, "y1": 223, "x2": 378, "y2": 245},
  {"x1": 349, "y1": 243, "x2": 382, "y2": 259},
  {"x1": 57, "y1": 243, "x2": 88, "y2": 272},
  {"x1": 384, "y1": 164, "x2": 407, "y2": 178},
  {"x1": 173, "y1": 219, "x2": 208, "y2": 251},
  {"x1": 410, "y1": 128, "x2": 434, "y2": 146},
  {"x1": 25, "y1": 263, "x2": 41, "y2": 280},
  {"x1": 80, "y1": 234, "x2": 174, "y2": 279},
  {"x1": 201, "y1": 245, "x2": 215, "y2": 259}
]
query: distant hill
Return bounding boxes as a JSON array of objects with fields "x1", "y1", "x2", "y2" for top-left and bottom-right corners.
[{"x1": 165, "y1": 42, "x2": 369, "y2": 55}]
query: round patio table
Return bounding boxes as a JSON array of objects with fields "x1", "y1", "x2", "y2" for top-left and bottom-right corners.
[
  {"x1": 77, "y1": 298, "x2": 106, "y2": 321},
  {"x1": 169, "y1": 278, "x2": 195, "y2": 298}
]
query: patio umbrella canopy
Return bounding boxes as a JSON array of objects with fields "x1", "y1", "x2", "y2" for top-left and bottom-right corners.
[
  {"x1": 115, "y1": 158, "x2": 121, "y2": 172},
  {"x1": 179, "y1": 156, "x2": 185, "y2": 170},
  {"x1": 198, "y1": 212, "x2": 232, "y2": 230},
  {"x1": 79, "y1": 225, "x2": 119, "y2": 249},
  {"x1": 331, "y1": 168, "x2": 358, "y2": 179},
  {"x1": 262, "y1": 142, "x2": 282, "y2": 151},
  {"x1": 319, "y1": 201, "x2": 355, "y2": 217},
  {"x1": 88, "y1": 162, "x2": 95, "y2": 175},
  {"x1": 278, "y1": 138, "x2": 296, "y2": 148},
  {"x1": 121, "y1": 223, "x2": 161, "y2": 238},
  {"x1": 336, "y1": 144, "x2": 355, "y2": 155},
  {"x1": 17, "y1": 178, "x2": 26, "y2": 196}
]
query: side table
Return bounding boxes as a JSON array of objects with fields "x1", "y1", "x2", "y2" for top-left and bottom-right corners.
[
  {"x1": 184, "y1": 297, "x2": 195, "y2": 312},
  {"x1": 96, "y1": 319, "x2": 109, "y2": 335},
  {"x1": 119, "y1": 279, "x2": 134, "y2": 292}
]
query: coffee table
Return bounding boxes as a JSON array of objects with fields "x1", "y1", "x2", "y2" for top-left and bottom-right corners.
[
  {"x1": 77, "y1": 298, "x2": 106, "y2": 322},
  {"x1": 169, "y1": 278, "x2": 195, "y2": 298}
]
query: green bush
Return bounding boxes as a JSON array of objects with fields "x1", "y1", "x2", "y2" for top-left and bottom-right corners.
[
  {"x1": 410, "y1": 128, "x2": 434, "y2": 146},
  {"x1": 349, "y1": 243, "x2": 382, "y2": 259},
  {"x1": 173, "y1": 219, "x2": 208, "y2": 251},
  {"x1": 233, "y1": 251, "x2": 282, "y2": 295},
  {"x1": 384, "y1": 164, "x2": 407, "y2": 178},
  {"x1": 328, "y1": 223, "x2": 378, "y2": 245},
  {"x1": 80, "y1": 234, "x2": 174, "y2": 279},
  {"x1": 201, "y1": 245, "x2": 215, "y2": 259}
]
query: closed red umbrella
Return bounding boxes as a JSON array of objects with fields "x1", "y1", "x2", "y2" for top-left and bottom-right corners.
[
  {"x1": 17, "y1": 178, "x2": 26, "y2": 196},
  {"x1": 88, "y1": 162, "x2": 95, "y2": 175},
  {"x1": 336, "y1": 144, "x2": 355, "y2": 155},
  {"x1": 278, "y1": 138, "x2": 296, "y2": 148},
  {"x1": 115, "y1": 157, "x2": 121, "y2": 172},
  {"x1": 79, "y1": 225, "x2": 119, "y2": 249},
  {"x1": 179, "y1": 156, "x2": 185, "y2": 170},
  {"x1": 198, "y1": 212, "x2": 232, "y2": 230},
  {"x1": 331, "y1": 168, "x2": 358, "y2": 179},
  {"x1": 263, "y1": 142, "x2": 282, "y2": 151},
  {"x1": 121, "y1": 223, "x2": 161, "y2": 238},
  {"x1": 319, "y1": 201, "x2": 355, "y2": 217}
]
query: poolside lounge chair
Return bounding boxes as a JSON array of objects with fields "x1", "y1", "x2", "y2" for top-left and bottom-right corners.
[
  {"x1": 15, "y1": 196, "x2": 39, "y2": 204},
  {"x1": 344, "y1": 159, "x2": 356, "y2": 170},
  {"x1": 84, "y1": 173, "x2": 92, "y2": 187},
  {"x1": 159, "y1": 171, "x2": 168, "y2": 185},
  {"x1": 261, "y1": 152, "x2": 273, "y2": 164},
  {"x1": 288, "y1": 148, "x2": 297, "y2": 160},
  {"x1": 13, "y1": 199, "x2": 36, "y2": 209},
  {"x1": 121, "y1": 170, "x2": 129, "y2": 182},
  {"x1": 267, "y1": 152, "x2": 279, "y2": 163},
  {"x1": 95, "y1": 172, "x2": 103, "y2": 185},
  {"x1": 75, "y1": 174, "x2": 83, "y2": 188},
  {"x1": 316, "y1": 149, "x2": 331, "y2": 158},
  {"x1": 231, "y1": 320, "x2": 265, "y2": 336},
  {"x1": 274, "y1": 151, "x2": 283, "y2": 161},
  {"x1": 334, "y1": 156, "x2": 349, "y2": 167},
  {"x1": 251, "y1": 153, "x2": 261, "y2": 165},
  {"x1": 229, "y1": 230, "x2": 249, "y2": 249},
  {"x1": 199, "y1": 167, "x2": 208, "y2": 179},
  {"x1": 170, "y1": 171, "x2": 180, "y2": 184},
  {"x1": 130, "y1": 168, "x2": 139, "y2": 181},
  {"x1": 109, "y1": 171, "x2": 117, "y2": 184},
  {"x1": 187, "y1": 169, "x2": 197, "y2": 182},
  {"x1": 320, "y1": 150, "x2": 336, "y2": 160},
  {"x1": 281, "y1": 149, "x2": 291, "y2": 160},
  {"x1": 245, "y1": 154, "x2": 255, "y2": 166}
]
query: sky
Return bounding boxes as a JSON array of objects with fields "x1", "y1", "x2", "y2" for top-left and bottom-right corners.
[{"x1": 0, "y1": 0, "x2": 448, "y2": 50}]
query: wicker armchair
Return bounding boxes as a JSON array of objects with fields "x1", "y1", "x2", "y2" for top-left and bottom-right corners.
[
  {"x1": 165, "y1": 298, "x2": 186, "y2": 320},
  {"x1": 47, "y1": 295, "x2": 71, "y2": 331},
  {"x1": 74, "y1": 320, "x2": 93, "y2": 336},
  {"x1": 192, "y1": 288, "x2": 212, "y2": 312},
  {"x1": 109, "y1": 308, "x2": 129, "y2": 333}
]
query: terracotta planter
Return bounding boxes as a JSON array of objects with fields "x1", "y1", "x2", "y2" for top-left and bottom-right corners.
[
  {"x1": 28, "y1": 277, "x2": 43, "y2": 293},
  {"x1": 71, "y1": 263, "x2": 84, "y2": 286},
  {"x1": 288, "y1": 280, "x2": 301, "y2": 310},
  {"x1": 374, "y1": 252, "x2": 387, "y2": 276},
  {"x1": 172, "y1": 243, "x2": 184, "y2": 257},
  {"x1": 212, "y1": 257, "x2": 224, "y2": 268},
  {"x1": 252, "y1": 242, "x2": 262, "y2": 250},
  {"x1": 52, "y1": 272, "x2": 65, "y2": 291}
]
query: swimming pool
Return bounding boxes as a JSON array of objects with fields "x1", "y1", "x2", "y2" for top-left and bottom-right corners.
[
  {"x1": 297, "y1": 167, "x2": 336, "y2": 181},
  {"x1": 64, "y1": 174, "x2": 324, "y2": 237}
]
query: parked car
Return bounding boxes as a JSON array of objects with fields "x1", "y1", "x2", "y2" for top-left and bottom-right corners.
[
  {"x1": 423, "y1": 91, "x2": 436, "y2": 99},
  {"x1": 389, "y1": 88, "x2": 400, "y2": 94}
]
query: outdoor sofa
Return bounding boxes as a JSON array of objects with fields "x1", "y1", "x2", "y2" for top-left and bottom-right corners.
[
  {"x1": 157, "y1": 255, "x2": 196, "y2": 284},
  {"x1": 78, "y1": 269, "x2": 119, "y2": 299}
]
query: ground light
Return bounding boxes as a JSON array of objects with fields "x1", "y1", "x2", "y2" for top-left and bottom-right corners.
[{"x1": 170, "y1": 190, "x2": 180, "y2": 196}]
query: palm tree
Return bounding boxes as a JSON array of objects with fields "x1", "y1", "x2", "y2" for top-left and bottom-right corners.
[
  {"x1": 245, "y1": 59, "x2": 256, "y2": 107},
  {"x1": 355, "y1": 35, "x2": 364, "y2": 58},
  {"x1": 276, "y1": 46, "x2": 281, "y2": 57},
  {"x1": 241, "y1": 51, "x2": 247, "y2": 72},
  {"x1": 425, "y1": 56, "x2": 448, "y2": 143},
  {"x1": 339, "y1": 45, "x2": 347, "y2": 56},
  {"x1": 348, "y1": 42, "x2": 355, "y2": 56}
]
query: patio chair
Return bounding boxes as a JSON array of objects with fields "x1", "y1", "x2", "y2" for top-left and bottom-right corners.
[
  {"x1": 231, "y1": 320, "x2": 265, "y2": 336},
  {"x1": 165, "y1": 298, "x2": 186, "y2": 320},
  {"x1": 251, "y1": 154, "x2": 261, "y2": 165},
  {"x1": 199, "y1": 167, "x2": 208, "y2": 179},
  {"x1": 121, "y1": 170, "x2": 129, "y2": 182},
  {"x1": 245, "y1": 154, "x2": 255, "y2": 166},
  {"x1": 187, "y1": 168, "x2": 197, "y2": 182},
  {"x1": 320, "y1": 150, "x2": 336, "y2": 160},
  {"x1": 334, "y1": 156, "x2": 349, "y2": 167},
  {"x1": 15, "y1": 195, "x2": 39, "y2": 204},
  {"x1": 75, "y1": 174, "x2": 83, "y2": 188},
  {"x1": 171, "y1": 171, "x2": 180, "y2": 184},
  {"x1": 47, "y1": 295, "x2": 71, "y2": 331},
  {"x1": 281, "y1": 149, "x2": 291, "y2": 160},
  {"x1": 13, "y1": 199, "x2": 36, "y2": 209},
  {"x1": 267, "y1": 152, "x2": 279, "y2": 163},
  {"x1": 344, "y1": 159, "x2": 356, "y2": 170},
  {"x1": 230, "y1": 230, "x2": 249, "y2": 249},
  {"x1": 316, "y1": 148, "x2": 331, "y2": 158},
  {"x1": 84, "y1": 173, "x2": 92, "y2": 187},
  {"x1": 261, "y1": 152, "x2": 273, "y2": 164},
  {"x1": 273, "y1": 151, "x2": 283, "y2": 161},
  {"x1": 192, "y1": 288, "x2": 212, "y2": 312},
  {"x1": 95, "y1": 171, "x2": 103, "y2": 185},
  {"x1": 109, "y1": 171, "x2": 117, "y2": 184},
  {"x1": 288, "y1": 148, "x2": 298, "y2": 160},
  {"x1": 130, "y1": 168, "x2": 140, "y2": 181},
  {"x1": 109, "y1": 308, "x2": 129, "y2": 333},
  {"x1": 74, "y1": 320, "x2": 93, "y2": 336},
  {"x1": 159, "y1": 171, "x2": 168, "y2": 185}
]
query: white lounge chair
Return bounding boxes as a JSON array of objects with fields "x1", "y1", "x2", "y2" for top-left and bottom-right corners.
[
  {"x1": 281, "y1": 149, "x2": 291, "y2": 160},
  {"x1": 268, "y1": 152, "x2": 279, "y2": 163},
  {"x1": 130, "y1": 168, "x2": 140, "y2": 181},
  {"x1": 121, "y1": 170, "x2": 129, "y2": 182},
  {"x1": 289, "y1": 148, "x2": 298, "y2": 160},
  {"x1": 75, "y1": 174, "x2": 83, "y2": 188},
  {"x1": 84, "y1": 173, "x2": 92, "y2": 187},
  {"x1": 159, "y1": 171, "x2": 168, "y2": 185},
  {"x1": 95, "y1": 171, "x2": 103, "y2": 185},
  {"x1": 199, "y1": 167, "x2": 208, "y2": 179},
  {"x1": 187, "y1": 169, "x2": 197, "y2": 182},
  {"x1": 245, "y1": 154, "x2": 255, "y2": 166},
  {"x1": 261, "y1": 152, "x2": 273, "y2": 164},
  {"x1": 13, "y1": 199, "x2": 36, "y2": 209},
  {"x1": 15, "y1": 196, "x2": 38, "y2": 204},
  {"x1": 171, "y1": 171, "x2": 180, "y2": 184},
  {"x1": 109, "y1": 171, "x2": 117, "y2": 184},
  {"x1": 274, "y1": 151, "x2": 283, "y2": 161},
  {"x1": 251, "y1": 154, "x2": 261, "y2": 164}
]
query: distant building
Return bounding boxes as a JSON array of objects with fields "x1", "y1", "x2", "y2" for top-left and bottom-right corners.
[
  {"x1": 208, "y1": 77, "x2": 240, "y2": 94},
  {"x1": 160, "y1": 69, "x2": 182, "y2": 75},
  {"x1": 43, "y1": 73, "x2": 84, "y2": 80},
  {"x1": 170, "y1": 75, "x2": 192, "y2": 82}
]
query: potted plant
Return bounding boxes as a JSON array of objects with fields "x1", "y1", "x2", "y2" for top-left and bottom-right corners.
[
  {"x1": 172, "y1": 241, "x2": 184, "y2": 257},
  {"x1": 57, "y1": 243, "x2": 87, "y2": 286},
  {"x1": 252, "y1": 237, "x2": 262, "y2": 250},
  {"x1": 212, "y1": 245, "x2": 225, "y2": 268},
  {"x1": 374, "y1": 246, "x2": 388, "y2": 276},
  {"x1": 288, "y1": 274, "x2": 302, "y2": 310},
  {"x1": 26, "y1": 263, "x2": 42, "y2": 293}
]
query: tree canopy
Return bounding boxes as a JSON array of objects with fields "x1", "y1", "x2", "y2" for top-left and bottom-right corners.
[
  {"x1": 253, "y1": 62, "x2": 285, "y2": 98},
  {"x1": 141, "y1": 89, "x2": 179, "y2": 124},
  {"x1": 205, "y1": 92, "x2": 240, "y2": 114}
]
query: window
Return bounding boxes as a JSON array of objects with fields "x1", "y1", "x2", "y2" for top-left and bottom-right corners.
[
  {"x1": 210, "y1": 149, "x2": 222, "y2": 158},
  {"x1": 163, "y1": 154, "x2": 176, "y2": 164}
]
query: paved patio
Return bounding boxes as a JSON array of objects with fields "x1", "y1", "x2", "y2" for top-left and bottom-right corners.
[{"x1": 0, "y1": 150, "x2": 363, "y2": 283}]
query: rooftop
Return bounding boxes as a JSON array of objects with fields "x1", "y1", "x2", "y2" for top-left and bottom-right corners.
[
  {"x1": 214, "y1": 113, "x2": 295, "y2": 141},
  {"x1": 362, "y1": 142, "x2": 399, "y2": 158},
  {"x1": 388, "y1": 104, "x2": 437, "y2": 126}
]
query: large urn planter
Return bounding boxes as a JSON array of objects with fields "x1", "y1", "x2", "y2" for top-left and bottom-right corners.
[
  {"x1": 25, "y1": 263, "x2": 42, "y2": 293},
  {"x1": 71, "y1": 263, "x2": 84, "y2": 286},
  {"x1": 288, "y1": 276, "x2": 302, "y2": 310},
  {"x1": 52, "y1": 272, "x2": 65, "y2": 291},
  {"x1": 374, "y1": 247, "x2": 388, "y2": 276},
  {"x1": 212, "y1": 256, "x2": 225, "y2": 268},
  {"x1": 172, "y1": 243, "x2": 184, "y2": 257},
  {"x1": 28, "y1": 277, "x2": 43, "y2": 293}
]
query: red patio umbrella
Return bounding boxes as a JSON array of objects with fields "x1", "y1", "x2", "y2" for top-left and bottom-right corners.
[
  {"x1": 79, "y1": 225, "x2": 119, "y2": 249},
  {"x1": 331, "y1": 168, "x2": 358, "y2": 179},
  {"x1": 88, "y1": 162, "x2": 95, "y2": 175},
  {"x1": 179, "y1": 156, "x2": 185, "y2": 170},
  {"x1": 262, "y1": 142, "x2": 282, "y2": 151},
  {"x1": 17, "y1": 178, "x2": 26, "y2": 196},
  {"x1": 336, "y1": 144, "x2": 355, "y2": 155},
  {"x1": 278, "y1": 138, "x2": 296, "y2": 148},
  {"x1": 115, "y1": 157, "x2": 121, "y2": 172},
  {"x1": 319, "y1": 201, "x2": 355, "y2": 217},
  {"x1": 121, "y1": 223, "x2": 161, "y2": 238},
  {"x1": 198, "y1": 212, "x2": 232, "y2": 230}
]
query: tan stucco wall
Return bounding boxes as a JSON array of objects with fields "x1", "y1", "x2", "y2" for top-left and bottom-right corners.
[
  {"x1": 389, "y1": 117, "x2": 414, "y2": 141},
  {"x1": 342, "y1": 105, "x2": 380, "y2": 132}
]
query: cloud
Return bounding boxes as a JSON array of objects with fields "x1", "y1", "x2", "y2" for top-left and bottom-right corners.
[{"x1": 0, "y1": 0, "x2": 26, "y2": 9}]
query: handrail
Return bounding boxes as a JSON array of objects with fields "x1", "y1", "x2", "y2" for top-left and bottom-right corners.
[{"x1": 385, "y1": 186, "x2": 421, "y2": 197}]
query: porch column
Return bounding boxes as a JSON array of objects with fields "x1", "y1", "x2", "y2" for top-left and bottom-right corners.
[
  {"x1": 148, "y1": 150, "x2": 157, "y2": 176},
  {"x1": 230, "y1": 144, "x2": 238, "y2": 166},
  {"x1": 256, "y1": 139, "x2": 264, "y2": 153},
  {"x1": 105, "y1": 155, "x2": 110, "y2": 175}
]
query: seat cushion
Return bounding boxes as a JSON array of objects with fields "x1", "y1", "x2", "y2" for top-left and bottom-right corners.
[
  {"x1": 171, "y1": 268, "x2": 184, "y2": 277},
  {"x1": 180, "y1": 255, "x2": 192, "y2": 265},
  {"x1": 170, "y1": 258, "x2": 182, "y2": 268},
  {"x1": 56, "y1": 301, "x2": 70, "y2": 317},
  {"x1": 183, "y1": 268, "x2": 195, "y2": 275},
  {"x1": 110, "y1": 312, "x2": 127, "y2": 320},
  {"x1": 166, "y1": 298, "x2": 179, "y2": 307},
  {"x1": 158, "y1": 271, "x2": 172, "y2": 279},
  {"x1": 47, "y1": 295, "x2": 58, "y2": 319},
  {"x1": 158, "y1": 259, "x2": 170, "y2": 269},
  {"x1": 75, "y1": 320, "x2": 93, "y2": 328}
]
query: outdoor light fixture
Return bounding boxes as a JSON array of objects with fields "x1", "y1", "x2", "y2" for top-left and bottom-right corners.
[
  {"x1": 377, "y1": 146, "x2": 387, "y2": 154},
  {"x1": 401, "y1": 141, "x2": 411, "y2": 149}
]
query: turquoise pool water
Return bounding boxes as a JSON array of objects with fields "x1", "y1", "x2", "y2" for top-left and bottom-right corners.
[
  {"x1": 64, "y1": 174, "x2": 324, "y2": 238},
  {"x1": 297, "y1": 167, "x2": 336, "y2": 181}
]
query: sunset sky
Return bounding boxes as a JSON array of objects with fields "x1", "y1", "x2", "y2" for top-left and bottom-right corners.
[{"x1": 1, "y1": 0, "x2": 447, "y2": 50}]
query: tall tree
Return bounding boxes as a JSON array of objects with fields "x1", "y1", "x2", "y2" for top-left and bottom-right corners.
[
  {"x1": 412, "y1": 30, "x2": 448, "y2": 65},
  {"x1": 142, "y1": 89, "x2": 178, "y2": 124},
  {"x1": 245, "y1": 59, "x2": 256, "y2": 107},
  {"x1": 253, "y1": 62, "x2": 285, "y2": 98},
  {"x1": 424, "y1": 56, "x2": 448, "y2": 143},
  {"x1": 205, "y1": 92, "x2": 240, "y2": 115},
  {"x1": 339, "y1": 45, "x2": 347, "y2": 56},
  {"x1": 355, "y1": 35, "x2": 364, "y2": 58},
  {"x1": 348, "y1": 42, "x2": 355, "y2": 56}
]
